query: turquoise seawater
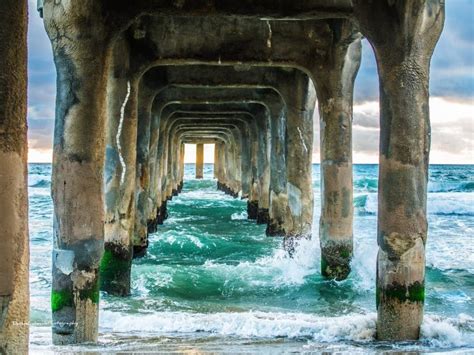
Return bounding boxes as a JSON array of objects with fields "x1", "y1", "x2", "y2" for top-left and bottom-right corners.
[{"x1": 29, "y1": 164, "x2": 474, "y2": 353}]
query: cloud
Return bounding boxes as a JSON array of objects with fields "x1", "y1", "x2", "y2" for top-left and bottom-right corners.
[
  {"x1": 311, "y1": 97, "x2": 474, "y2": 164},
  {"x1": 354, "y1": 0, "x2": 474, "y2": 101}
]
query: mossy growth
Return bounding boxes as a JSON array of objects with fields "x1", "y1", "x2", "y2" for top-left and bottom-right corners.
[
  {"x1": 51, "y1": 289, "x2": 74, "y2": 312},
  {"x1": 376, "y1": 282, "x2": 425, "y2": 308},
  {"x1": 100, "y1": 249, "x2": 131, "y2": 279},
  {"x1": 321, "y1": 256, "x2": 351, "y2": 280},
  {"x1": 321, "y1": 247, "x2": 352, "y2": 281},
  {"x1": 100, "y1": 248, "x2": 131, "y2": 295},
  {"x1": 79, "y1": 279, "x2": 100, "y2": 304},
  {"x1": 339, "y1": 248, "x2": 351, "y2": 259}
]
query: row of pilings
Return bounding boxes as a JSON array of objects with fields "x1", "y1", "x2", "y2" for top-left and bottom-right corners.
[{"x1": 0, "y1": 0, "x2": 445, "y2": 352}]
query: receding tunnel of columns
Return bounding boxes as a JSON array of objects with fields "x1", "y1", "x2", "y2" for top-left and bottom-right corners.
[{"x1": 0, "y1": 2, "x2": 446, "y2": 352}]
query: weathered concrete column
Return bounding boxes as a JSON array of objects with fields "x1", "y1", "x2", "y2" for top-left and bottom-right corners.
[
  {"x1": 178, "y1": 143, "x2": 185, "y2": 190},
  {"x1": 247, "y1": 120, "x2": 260, "y2": 220},
  {"x1": 354, "y1": 0, "x2": 445, "y2": 340},
  {"x1": 226, "y1": 130, "x2": 242, "y2": 197},
  {"x1": 238, "y1": 124, "x2": 252, "y2": 199},
  {"x1": 102, "y1": 37, "x2": 138, "y2": 296},
  {"x1": 43, "y1": 2, "x2": 112, "y2": 344},
  {"x1": 312, "y1": 21, "x2": 361, "y2": 280},
  {"x1": 214, "y1": 143, "x2": 219, "y2": 180},
  {"x1": 267, "y1": 103, "x2": 288, "y2": 236},
  {"x1": 281, "y1": 73, "x2": 316, "y2": 242},
  {"x1": 0, "y1": 1, "x2": 29, "y2": 352},
  {"x1": 155, "y1": 116, "x2": 170, "y2": 225},
  {"x1": 133, "y1": 82, "x2": 155, "y2": 258},
  {"x1": 196, "y1": 143, "x2": 204, "y2": 179},
  {"x1": 256, "y1": 110, "x2": 271, "y2": 224},
  {"x1": 216, "y1": 142, "x2": 227, "y2": 189}
]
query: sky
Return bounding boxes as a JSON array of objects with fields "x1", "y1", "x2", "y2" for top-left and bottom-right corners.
[{"x1": 27, "y1": 1, "x2": 473, "y2": 164}]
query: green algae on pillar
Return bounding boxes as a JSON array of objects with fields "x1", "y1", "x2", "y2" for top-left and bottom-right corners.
[{"x1": 100, "y1": 244, "x2": 133, "y2": 296}]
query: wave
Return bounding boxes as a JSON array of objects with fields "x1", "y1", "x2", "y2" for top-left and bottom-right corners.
[
  {"x1": 28, "y1": 174, "x2": 51, "y2": 188},
  {"x1": 231, "y1": 211, "x2": 248, "y2": 220},
  {"x1": 99, "y1": 310, "x2": 473, "y2": 350},
  {"x1": 30, "y1": 179, "x2": 51, "y2": 188},
  {"x1": 354, "y1": 177, "x2": 378, "y2": 193},
  {"x1": 429, "y1": 181, "x2": 474, "y2": 193},
  {"x1": 100, "y1": 310, "x2": 377, "y2": 340},
  {"x1": 353, "y1": 193, "x2": 474, "y2": 216},
  {"x1": 350, "y1": 179, "x2": 474, "y2": 194}
]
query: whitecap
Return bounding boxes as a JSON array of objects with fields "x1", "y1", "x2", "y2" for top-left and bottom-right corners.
[{"x1": 231, "y1": 211, "x2": 248, "y2": 220}]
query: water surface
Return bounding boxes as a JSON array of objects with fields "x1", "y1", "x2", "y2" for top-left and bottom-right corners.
[{"x1": 28, "y1": 164, "x2": 474, "y2": 353}]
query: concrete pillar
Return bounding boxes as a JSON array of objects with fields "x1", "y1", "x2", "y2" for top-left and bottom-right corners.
[
  {"x1": 102, "y1": 38, "x2": 138, "y2": 296},
  {"x1": 230, "y1": 127, "x2": 243, "y2": 196},
  {"x1": 283, "y1": 73, "x2": 316, "y2": 243},
  {"x1": 216, "y1": 142, "x2": 226, "y2": 190},
  {"x1": 148, "y1": 110, "x2": 164, "y2": 230},
  {"x1": 155, "y1": 118, "x2": 169, "y2": 225},
  {"x1": 133, "y1": 83, "x2": 155, "y2": 258},
  {"x1": 43, "y1": 2, "x2": 112, "y2": 344},
  {"x1": 196, "y1": 143, "x2": 204, "y2": 179},
  {"x1": 177, "y1": 143, "x2": 185, "y2": 191},
  {"x1": 170, "y1": 136, "x2": 181, "y2": 194},
  {"x1": 0, "y1": 1, "x2": 29, "y2": 352},
  {"x1": 312, "y1": 21, "x2": 361, "y2": 280},
  {"x1": 214, "y1": 143, "x2": 219, "y2": 180},
  {"x1": 354, "y1": 0, "x2": 445, "y2": 340},
  {"x1": 256, "y1": 111, "x2": 271, "y2": 224},
  {"x1": 224, "y1": 132, "x2": 241, "y2": 197},
  {"x1": 239, "y1": 124, "x2": 252, "y2": 199},
  {"x1": 267, "y1": 105, "x2": 288, "y2": 236},
  {"x1": 247, "y1": 120, "x2": 259, "y2": 220}
]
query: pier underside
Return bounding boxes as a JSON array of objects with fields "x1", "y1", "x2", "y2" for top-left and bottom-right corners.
[{"x1": 0, "y1": 0, "x2": 446, "y2": 351}]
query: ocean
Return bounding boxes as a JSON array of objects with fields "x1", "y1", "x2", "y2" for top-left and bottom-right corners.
[{"x1": 28, "y1": 163, "x2": 474, "y2": 353}]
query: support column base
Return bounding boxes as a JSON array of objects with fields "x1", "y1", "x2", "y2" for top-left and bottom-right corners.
[
  {"x1": 99, "y1": 242, "x2": 132, "y2": 296},
  {"x1": 376, "y1": 243, "x2": 425, "y2": 340},
  {"x1": 156, "y1": 201, "x2": 168, "y2": 225},
  {"x1": 247, "y1": 200, "x2": 258, "y2": 220},
  {"x1": 147, "y1": 218, "x2": 158, "y2": 234},
  {"x1": 217, "y1": 182, "x2": 238, "y2": 198},
  {"x1": 52, "y1": 297, "x2": 98, "y2": 345},
  {"x1": 266, "y1": 219, "x2": 285, "y2": 237},
  {"x1": 321, "y1": 241, "x2": 353, "y2": 281},
  {"x1": 52, "y1": 268, "x2": 100, "y2": 345},
  {"x1": 256, "y1": 208, "x2": 269, "y2": 224},
  {"x1": 133, "y1": 243, "x2": 148, "y2": 259}
]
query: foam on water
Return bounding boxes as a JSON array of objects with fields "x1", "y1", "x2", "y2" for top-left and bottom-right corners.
[{"x1": 97, "y1": 311, "x2": 474, "y2": 350}]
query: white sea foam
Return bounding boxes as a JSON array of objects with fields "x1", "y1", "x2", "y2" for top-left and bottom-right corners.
[
  {"x1": 99, "y1": 310, "x2": 474, "y2": 349},
  {"x1": 100, "y1": 310, "x2": 376, "y2": 340},
  {"x1": 428, "y1": 193, "x2": 474, "y2": 215},
  {"x1": 188, "y1": 235, "x2": 204, "y2": 248},
  {"x1": 421, "y1": 314, "x2": 474, "y2": 348},
  {"x1": 231, "y1": 211, "x2": 248, "y2": 220},
  {"x1": 213, "y1": 237, "x2": 319, "y2": 286}
]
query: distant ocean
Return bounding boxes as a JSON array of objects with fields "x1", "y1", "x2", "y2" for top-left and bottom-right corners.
[{"x1": 28, "y1": 163, "x2": 474, "y2": 353}]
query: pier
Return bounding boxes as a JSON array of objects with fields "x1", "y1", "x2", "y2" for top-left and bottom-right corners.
[{"x1": 0, "y1": 1, "x2": 445, "y2": 352}]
